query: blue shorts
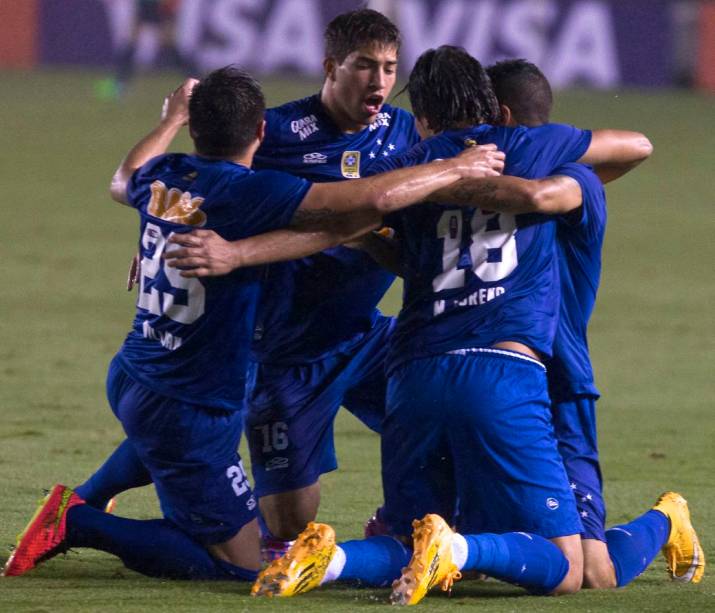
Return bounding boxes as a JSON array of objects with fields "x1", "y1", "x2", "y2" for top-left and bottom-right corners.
[
  {"x1": 245, "y1": 316, "x2": 393, "y2": 498},
  {"x1": 381, "y1": 350, "x2": 583, "y2": 540},
  {"x1": 106, "y1": 357, "x2": 257, "y2": 545},
  {"x1": 551, "y1": 395, "x2": 606, "y2": 542}
]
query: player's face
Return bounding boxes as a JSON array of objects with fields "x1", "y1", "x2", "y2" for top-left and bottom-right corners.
[{"x1": 326, "y1": 44, "x2": 398, "y2": 131}]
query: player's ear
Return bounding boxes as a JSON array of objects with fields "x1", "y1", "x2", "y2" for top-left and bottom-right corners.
[
  {"x1": 256, "y1": 119, "x2": 266, "y2": 144},
  {"x1": 323, "y1": 56, "x2": 337, "y2": 81},
  {"x1": 500, "y1": 104, "x2": 515, "y2": 127},
  {"x1": 415, "y1": 116, "x2": 433, "y2": 139}
]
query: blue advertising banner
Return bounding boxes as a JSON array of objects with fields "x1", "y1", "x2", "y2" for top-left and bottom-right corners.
[{"x1": 37, "y1": 0, "x2": 674, "y2": 88}]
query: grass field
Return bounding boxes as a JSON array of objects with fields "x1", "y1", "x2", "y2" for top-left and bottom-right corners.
[{"x1": 0, "y1": 70, "x2": 713, "y2": 612}]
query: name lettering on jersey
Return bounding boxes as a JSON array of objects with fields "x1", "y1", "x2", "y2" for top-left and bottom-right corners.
[
  {"x1": 291, "y1": 114, "x2": 319, "y2": 140},
  {"x1": 303, "y1": 152, "x2": 328, "y2": 164},
  {"x1": 142, "y1": 321, "x2": 182, "y2": 351},
  {"x1": 341, "y1": 151, "x2": 361, "y2": 178},
  {"x1": 368, "y1": 112, "x2": 391, "y2": 131},
  {"x1": 148, "y1": 180, "x2": 206, "y2": 227},
  {"x1": 433, "y1": 286, "x2": 505, "y2": 316}
]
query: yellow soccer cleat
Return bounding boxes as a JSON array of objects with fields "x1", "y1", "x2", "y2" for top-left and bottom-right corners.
[
  {"x1": 390, "y1": 514, "x2": 462, "y2": 605},
  {"x1": 251, "y1": 522, "x2": 336, "y2": 597},
  {"x1": 653, "y1": 492, "x2": 705, "y2": 583}
]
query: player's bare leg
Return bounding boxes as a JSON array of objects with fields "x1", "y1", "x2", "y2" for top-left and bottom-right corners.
[
  {"x1": 582, "y1": 539, "x2": 617, "y2": 588},
  {"x1": 208, "y1": 518, "x2": 262, "y2": 571},
  {"x1": 550, "y1": 534, "x2": 584, "y2": 594},
  {"x1": 260, "y1": 482, "x2": 321, "y2": 540}
]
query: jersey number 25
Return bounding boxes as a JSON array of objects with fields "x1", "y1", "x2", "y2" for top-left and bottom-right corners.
[{"x1": 138, "y1": 222, "x2": 205, "y2": 325}]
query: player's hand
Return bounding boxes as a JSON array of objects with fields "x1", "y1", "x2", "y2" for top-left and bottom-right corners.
[
  {"x1": 161, "y1": 78, "x2": 199, "y2": 127},
  {"x1": 454, "y1": 143, "x2": 505, "y2": 178},
  {"x1": 165, "y1": 229, "x2": 240, "y2": 277},
  {"x1": 127, "y1": 252, "x2": 141, "y2": 291}
]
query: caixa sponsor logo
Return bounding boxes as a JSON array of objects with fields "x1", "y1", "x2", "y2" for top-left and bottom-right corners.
[{"x1": 303, "y1": 152, "x2": 328, "y2": 164}]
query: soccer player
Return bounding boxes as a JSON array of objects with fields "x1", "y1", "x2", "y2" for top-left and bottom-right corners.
[
  {"x1": 2, "y1": 66, "x2": 505, "y2": 580},
  {"x1": 166, "y1": 48, "x2": 669, "y2": 602},
  {"x1": 96, "y1": 0, "x2": 192, "y2": 99},
  {"x1": 485, "y1": 58, "x2": 705, "y2": 589},
  {"x1": 244, "y1": 9, "x2": 419, "y2": 559},
  {"x1": 76, "y1": 8, "x2": 426, "y2": 563}
]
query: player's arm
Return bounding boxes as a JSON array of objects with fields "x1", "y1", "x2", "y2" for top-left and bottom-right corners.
[
  {"x1": 430, "y1": 174, "x2": 582, "y2": 215},
  {"x1": 292, "y1": 144, "x2": 504, "y2": 221},
  {"x1": 165, "y1": 145, "x2": 504, "y2": 276},
  {"x1": 109, "y1": 79, "x2": 198, "y2": 205},
  {"x1": 166, "y1": 209, "x2": 382, "y2": 276},
  {"x1": 579, "y1": 129, "x2": 653, "y2": 182}
]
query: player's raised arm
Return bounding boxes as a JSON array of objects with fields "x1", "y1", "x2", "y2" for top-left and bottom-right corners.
[
  {"x1": 109, "y1": 78, "x2": 198, "y2": 205},
  {"x1": 579, "y1": 129, "x2": 653, "y2": 182}
]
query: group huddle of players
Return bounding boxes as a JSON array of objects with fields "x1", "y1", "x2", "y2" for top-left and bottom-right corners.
[{"x1": 4, "y1": 8, "x2": 704, "y2": 605}]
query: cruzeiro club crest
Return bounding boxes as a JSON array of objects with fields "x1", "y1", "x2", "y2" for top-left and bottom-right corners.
[{"x1": 341, "y1": 151, "x2": 361, "y2": 178}]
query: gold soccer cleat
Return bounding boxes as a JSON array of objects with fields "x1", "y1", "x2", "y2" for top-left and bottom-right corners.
[
  {"x1": 653, "y1": 492, "x2": 705, "y2": 583},
  {"x1": 251, "y1": 522, "x2": 336, "y2": 597},
  {"x1": 390, "y1": 514, "x2": 462, "y2": 605}
]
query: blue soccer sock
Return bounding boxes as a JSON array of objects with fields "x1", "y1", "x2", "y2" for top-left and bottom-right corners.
[
  {"x1": 458, "y1": 532, "x2": 570, "y2": 594},
  {"x1": 605, "y1": 509, "x2": 669, "y2": 587},
  {"x1": 324, "y1": 536, "x2": 411, "y2": 587},
  {"x1": 75, "y1": 439, "x2": 152, "y2": 509},
  {"x1": 66, "y1": 505, "x2": 257, "y2": 581}
]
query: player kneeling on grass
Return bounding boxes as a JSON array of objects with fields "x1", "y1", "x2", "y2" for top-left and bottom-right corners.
[
  {"x1": 164, "y1": 48, "x2": 704, "y2": 603},
  {"x1": 1, "y1": 66, "x2": 504, "y2": 580}
]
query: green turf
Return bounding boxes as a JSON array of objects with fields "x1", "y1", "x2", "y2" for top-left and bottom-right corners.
[{"x1": 0, "y1": 70, "x2": 713, "y2": 611}]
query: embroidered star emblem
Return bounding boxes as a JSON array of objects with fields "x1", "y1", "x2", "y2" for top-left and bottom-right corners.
[
  {"x1": 586, "y1": 493, "x2": 593, "y2": 501},
  {"x1": 581, "y1": 511, "x2": 589, "y2": 518},
  {"x1": 382, "y1": 150, "x2": 389, "y2": 156},
  {"x1": 570, "y1": 482, "x2": 577, "y2": 490},
  {"x1": 369, "y1": 152, "x2": 376, "y2": 159},
  {"x1": 377, "y1": 139, "x2": 382, "y2": 145},
  {"x1": 388, "y1": 143, "x2": 395, "y2": 150}
]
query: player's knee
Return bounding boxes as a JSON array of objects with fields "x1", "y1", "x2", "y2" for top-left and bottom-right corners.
[
  {"x1": 259, "y1": 483, "x2": 321, "y2": 540},
  {"x1": 549, "y1": 535, "x2": 583, "y2": 595},
  {"x1": 552, "y1": 566, "x2": 583, "y2": 595},
  {"x1": 583, "y1": 564, "x2": 617, "y2": 589},
  {"x1": 581, "y1": 539, "x2": 617, "y2": 589}
]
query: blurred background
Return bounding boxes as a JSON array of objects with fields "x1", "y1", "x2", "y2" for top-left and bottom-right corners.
[{"x1": 1, "y1": 0, "x2": 715, "y2": 92}]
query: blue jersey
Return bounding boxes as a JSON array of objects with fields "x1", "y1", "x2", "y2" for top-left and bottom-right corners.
[
  {"x1": 369, "y1": 123, "x2": 592, "y2": 372},
  {"x1": 251, "y1": 94, "x2": 420, "y2": 363},
  {"x1": 546, "y1": 164, "x2": 607, "y2": 401},
  {"x1": 117, "y1": 154, "x2": 310, "y2": 410}
]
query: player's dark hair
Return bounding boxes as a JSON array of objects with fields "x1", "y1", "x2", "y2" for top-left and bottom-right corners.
[
  {"x1": 189, "y1": 66, "x2": 265, "y2": 158},
  {"x1": 324, "y1": 8, "x2": 401, "y2": 63},
  {"x1": 486, "y1": 59, "x2": 553, "y2": 126},
  {"x1": 407, "y1": 46, "x2": 500, "y2": 132}
]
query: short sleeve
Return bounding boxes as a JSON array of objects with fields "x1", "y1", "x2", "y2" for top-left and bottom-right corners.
[
  {"x1": 526, "y1": 124, "x2": 592, "y2": 170},
  {"x1": 552, "y1": 163, "x2": 606, "y2": 244},
  {"x1": 126, "y1": 154, "x2": 169, "y2": 209}
]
